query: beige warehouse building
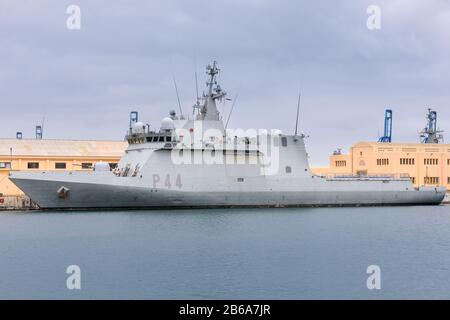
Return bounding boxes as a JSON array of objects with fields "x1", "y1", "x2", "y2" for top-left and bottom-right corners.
[
  {"x1": 0, "y1": 139, "x2": 127, "y2": 209},
  {"x1": 313, "y1": 141, "x2": 450, "y2": 191}
]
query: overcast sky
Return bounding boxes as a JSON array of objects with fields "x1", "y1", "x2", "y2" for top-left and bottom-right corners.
[{"x1": 0, "y1": 0, "x2": 449, "y2": 165}]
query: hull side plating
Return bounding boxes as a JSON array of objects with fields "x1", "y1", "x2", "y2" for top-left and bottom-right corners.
[{"x1": 10, "y1": 175, "x2": 445, "y2": 209}]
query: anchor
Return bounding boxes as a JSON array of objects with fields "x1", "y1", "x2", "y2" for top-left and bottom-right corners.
[{"x1": 57, "y1": 186, "x2": 70, "y2": 199}]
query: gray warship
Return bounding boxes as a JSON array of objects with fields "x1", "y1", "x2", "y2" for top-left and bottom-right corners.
[{"x1": 10, "y1": 61, "x2": 446, "y2": 209}]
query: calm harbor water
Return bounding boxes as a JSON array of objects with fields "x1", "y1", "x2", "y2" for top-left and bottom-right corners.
[{"x1": 1, "y1": 205, "x2": 450, "y2": 299}]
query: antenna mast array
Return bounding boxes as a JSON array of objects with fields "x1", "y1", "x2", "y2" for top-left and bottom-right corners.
[
  {"x1": 420, "y1": 108, "x2": 444, "y2": 144},
  {"x1": 294, "y1": 89, "x2": 301, "y2": 136},
  {"x1": 172, "y1": 76, "x2": 184, "y2": 118}
]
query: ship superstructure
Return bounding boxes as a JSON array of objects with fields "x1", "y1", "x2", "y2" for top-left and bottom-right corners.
[{"x1": 10, "y1": 62, "x2": 446, "y2": 209}]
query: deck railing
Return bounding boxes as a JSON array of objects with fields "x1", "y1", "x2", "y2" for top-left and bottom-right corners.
[{"x1": 322, "y1": 173, "x2": 412, "y2": 180}]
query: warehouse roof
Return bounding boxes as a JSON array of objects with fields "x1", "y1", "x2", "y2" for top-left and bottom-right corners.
[
  {"x1": 353, "y1": 141, "x2": 450, "y2": 151},
  {"x1": 0, "y1": 139, "x2": 128, "y2": 157}
]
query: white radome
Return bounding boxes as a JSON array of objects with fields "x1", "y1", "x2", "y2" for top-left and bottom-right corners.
[
  {"x1": 161, "y1": 117, "x2": 175, "y2": 130},
  {"x1": 94, "y1": 162, "x2": 110, "y2": 172},
  {"x1": 132, "y1": 121, "x2": 145, "y2": 133}
]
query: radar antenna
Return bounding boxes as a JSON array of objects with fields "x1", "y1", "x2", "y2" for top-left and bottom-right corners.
[{"x1": 193, "y1": 61, "x2": 227, "y2": 121}]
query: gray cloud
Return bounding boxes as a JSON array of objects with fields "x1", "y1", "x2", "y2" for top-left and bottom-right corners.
[{"x1": 0, "y1": 0, "x2": 449, "y2": 165}]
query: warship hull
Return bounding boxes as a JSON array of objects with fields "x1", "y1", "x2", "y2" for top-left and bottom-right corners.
[{"x1": 10, "y1": 172, "x2": 446, "y2": 209}]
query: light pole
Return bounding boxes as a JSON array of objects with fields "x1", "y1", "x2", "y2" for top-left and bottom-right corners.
[{"x1": 10, "y1": 147, "x2": 13, "y2": 171}]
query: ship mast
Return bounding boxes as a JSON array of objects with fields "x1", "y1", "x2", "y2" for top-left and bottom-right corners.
[{"x1": 194, "y1": 61, "x2": 227, "y2": 121}]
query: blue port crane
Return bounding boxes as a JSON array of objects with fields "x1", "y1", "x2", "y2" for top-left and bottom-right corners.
[{"x1": 378, "y1": 109, "x2": 393, "y2": 143}]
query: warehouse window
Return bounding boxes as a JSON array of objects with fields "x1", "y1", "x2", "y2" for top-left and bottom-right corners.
[
  {"x1": 377, "y1": 158, "x2": 389, "y2": 166},
  {"x1": 411, "y1": 177, "x2": 416, "y2": 184},
  {"x1": 281, "y1": 137, "x2": 288, "y2": 147},
  {"x1": 81, "y1": 163, "x2": 92, "y2": 169},
  {"x1": 447, "y1": 177, "x2": 450, "y2": 185},
  {"x1": 285, "y1": 166, "x2": 292, "y2": 173},
  {"x1": 400, "y1": 158, "x2": 415, "y2": 165},
  {"x1": 0, "y1": 162, "x2": 11, "y2": 169},
  {"x1": 237, "y1": 177, "x2": 244, "y2": 182},
  {"x1": 424, "y1": 158, "x2": 438, "y2": 165},
  {"x1": 424, "y1": 177, "x2": 439, "y2": 185},
  {"x1": 55, "y1": 162, "x2": 66, "y2": 169},
  {"x1": 335, "y1": 160, "x2": 346, "y2": 167},
  {"x1": 27, "y1": 162, "x2": 39, "y2": 169}
]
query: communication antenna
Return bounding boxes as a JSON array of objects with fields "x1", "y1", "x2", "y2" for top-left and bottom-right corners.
[
  {"x1": 225, "y1": 93, "x2": 239, "y2": 130},
  {"x1": 41, "y1": 116, "x2": 45, "y2": 139},
  {"x1": 10, "y1": 147, "x2": 13, "y2": 170},
  {"x1": 172, "y1": 75, "x2": 184, "y2": 117},
  {"x1": 294, "y1": 88, "x2": 301, "y2": 136},
  {"x1": 195, "y1": 71, "x2": 200, "y2": 104}
]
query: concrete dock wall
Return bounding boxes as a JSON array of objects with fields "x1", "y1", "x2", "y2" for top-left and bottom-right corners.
[{"x1": 0, "y1": 195, "x2": 39, "y2": 210}]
